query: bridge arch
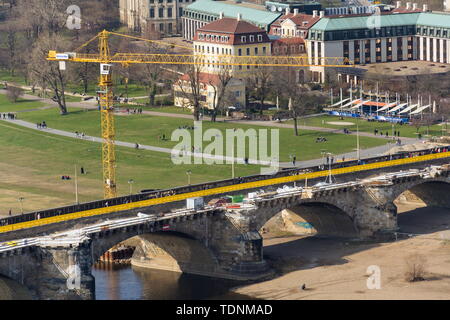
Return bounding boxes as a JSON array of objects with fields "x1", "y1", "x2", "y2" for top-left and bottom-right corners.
[
  {"x1": 90, "y1": 226, "x2": 222, "y2": 278},
  {"x1": 390, "y1": 177, "x2": 450, "y2": 208},
  {"x1": 255, "y1": 199, "x2": 359, "y2": 238}
]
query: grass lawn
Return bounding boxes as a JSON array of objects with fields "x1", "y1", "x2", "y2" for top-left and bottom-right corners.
[
  {"x1": 0, "y1": 121, "x2": 260, "y2": 215},
  {"x1": 66, "y1": 82, "x2": 149, "y2": 98},
  {"x1": 17, "y1": 107, "x2": 387, "y2": 162},
  {"x1": 0, "y1": 70, "x2": 28, "y2": 86},
  {"x1": 136, "y1": 105, "x2": 193, "y2": 115},
  {"x1": 0, "y1": 93, "x2": 46, "y2": 113},
  {"x1": 288, "y1": 115, "x2": 446, "y2": 138}
]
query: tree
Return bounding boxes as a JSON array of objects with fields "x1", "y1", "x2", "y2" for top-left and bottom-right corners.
[
  {"x1": 29, "y1": 34, "x2": 69, "y2": 114},
  {"x1": 5, "y1": 86, "x2": 23, "y2": 102},
  {"x1": 134, "y1": 42, "x2": 167, "y2": 106},
  {"x1": 208, "y1": 68, "x2": 233, "y2": 122},
  {"x1": 410, "y1": 116, "x2": 426, "y2": 134},
  {"x1": 174, "y1": 65, "x2": 204, "y2": 121},
  {"x1": 246, "y1": 67, "x2": 273, "y2": 115},
  {"x1": 0, "y1": 21, "x2": 18, "y2": 76}
]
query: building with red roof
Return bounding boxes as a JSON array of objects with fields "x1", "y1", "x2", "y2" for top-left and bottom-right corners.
[{"x1": 193, "y1": 15, "x2": 272, "y2": 77}]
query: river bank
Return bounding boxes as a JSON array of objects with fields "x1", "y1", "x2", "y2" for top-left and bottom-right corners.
[{"x1": 233, "y1": 203, "x2": 450, "y2": 299}]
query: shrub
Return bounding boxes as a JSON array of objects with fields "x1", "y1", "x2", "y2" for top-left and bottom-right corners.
[
  {"x1": 6, "y1": 86, "x2": 23, "y2": 103},
  {"x1": 404, "y1": 253, "x2": 427, "y2": 282}
]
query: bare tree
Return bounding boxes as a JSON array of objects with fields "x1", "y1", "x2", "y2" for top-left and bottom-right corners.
[
  {"x1": 174, "y1": 65, "x2": 204, "y2": 121},
  {"x1": 208, "y1": 68, "x2": 233, "y2": 122},
  {"x1": 246, "y1": 67, "x2": 273, "y2": 115},
  {"x1": 5, "y1": 86, "x2": 23, "y2": 102},
  {"x1": 0, "y1": 21, "x2": 18, "y2": 76},
  {"x1": 29, "y1": 34, "x2": 69, "y2": 114},
  {"x1": 134, "y1": 43, "x2": 168, "y2": 106}
]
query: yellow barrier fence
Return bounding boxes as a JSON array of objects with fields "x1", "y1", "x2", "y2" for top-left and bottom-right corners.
[{"x1": 1, "y1": 151, "x2": 449, "y2": 234}]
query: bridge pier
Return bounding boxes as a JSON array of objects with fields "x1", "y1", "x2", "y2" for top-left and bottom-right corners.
[{"x1": 0, "y1": 241, "x2": 95, "y2": 300}]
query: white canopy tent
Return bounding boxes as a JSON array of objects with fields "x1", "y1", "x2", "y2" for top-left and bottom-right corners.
[
  {"x1": 377, "y1": 102, "x2": 397, "y2": 112},
  {"x1": 341, "y1": 99, "x2": 360, "y2": 109},
  {"x1": 388, "y1": 103, "x2": 408, "y2": 113},
  {"x1": 410, "y1": 104, "x2": 431, "y2": 115},
  {"x1": 350, "y1": 100, "x2": 371, "y2": 110},
  {"x1": 330, "y1": 98, "x2": 350, "y2": 107},
  {"x1": 399, "y1": 104, "x2": 419, "y2": 114}
]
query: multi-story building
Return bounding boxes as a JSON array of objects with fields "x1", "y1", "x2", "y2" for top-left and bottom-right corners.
[
  {"x1": 192, "y1": 15, "x2": 272, "y2": 77},
  {"x1": 182, "y1": 0, "x2": 281, "y2": 40},
  {"x1": 306, "y1": 3, "x2": 450, "y2": 82},
  {"x1": 174, "y1": 16, "x2": 272, "y2": 109},
  {"x1": 119, "y1": 0, "x2": 194, "y2": 35},
  {"x1": 269, "y1": 9, "x2": 321, "y2": 38}
]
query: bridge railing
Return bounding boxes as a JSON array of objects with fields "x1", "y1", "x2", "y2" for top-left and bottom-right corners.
[{"x1": 0, "y1": 146, "x2": 449, "y2": 234}]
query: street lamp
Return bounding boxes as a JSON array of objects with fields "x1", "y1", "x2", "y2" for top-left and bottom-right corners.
[
  {"x1": 128, "y1": 179, "x2": 134, "y2": 195},
  {"x1": 356, "y1": 124, "x2": 360, "y2": 160},
  {"x1": 186, "y1": 170, "x2": 192, "y2": 185},
  {"x1": 18, "y1": 197, "x2": 25, "y2": 214},
  {"x1": 324, "y1": 152, "x2": 335, "y2": 184}
]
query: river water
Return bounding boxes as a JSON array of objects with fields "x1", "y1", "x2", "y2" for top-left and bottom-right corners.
[{"x1": 92, "y1": 264, "x2": 252, "y2": 300}]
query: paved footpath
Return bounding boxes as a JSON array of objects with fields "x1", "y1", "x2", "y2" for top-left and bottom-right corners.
[
  {"x1": 0, "y1": 88, "x2": 419, "y2": 168},
  {"x1": 1, "y1": 117, "x2": 419, "y2": 169}
]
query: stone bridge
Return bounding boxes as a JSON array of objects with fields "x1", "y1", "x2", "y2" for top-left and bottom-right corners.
[{"x1": 0, "y1": 164, "x2": 449, "y2": 299}]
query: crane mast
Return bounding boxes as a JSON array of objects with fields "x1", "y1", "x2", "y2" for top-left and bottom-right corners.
[{"x1": 98, "y1": 31, "x2": 116, "y2": 198}]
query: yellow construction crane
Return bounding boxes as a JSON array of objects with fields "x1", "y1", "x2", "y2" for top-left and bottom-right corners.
[{"x1": 48, "y1": 30, "x2": 351, "y2": 199}]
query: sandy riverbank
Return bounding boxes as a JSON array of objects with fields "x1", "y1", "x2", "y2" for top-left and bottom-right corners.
[{"x1": 233, "y1": 203, "x2": 450, "y2": 299}]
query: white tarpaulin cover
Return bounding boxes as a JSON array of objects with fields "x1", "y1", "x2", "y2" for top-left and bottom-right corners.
[
  {"x1": 410, "y1": 104, "x2": 431, "y2": 115},
  {"x1": 399, "y1": 104, "x2": 418, "y2": 114},
  {"x1": 330, "y1": 98, "x2": 350, "y2": 107},
  {"x1": 388, "y1": 103, "x2": 408, "y2": 113},
  {"x1": 377, "y1": 102, "x2": 397, "y2": 112}
]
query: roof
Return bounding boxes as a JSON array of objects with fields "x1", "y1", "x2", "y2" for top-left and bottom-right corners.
[
  {"x1": 416, "y1": 12, "x2": 450, "y2": 28},
  {"x1": 197, "y1": 17, "x2": 266, "y2": 34},
  {"x1": 272, "y1": 12, "x2": 320, "y2": 29},
  {"x1": 180, "y1": 72, "x2": 221, "y2": 86},
  {"x1": 311, "y1": 12, "x2": 422, "y2": 32},
  {"x1": 194, "y1": 18, "x2": 271, "y2": 44},
  {"x1": 185, "y1": 0, "x2": 281, "y2": 29},
  {"x1": 310, "y1": 11, "x2": 450, "y2": 32},
  {"x1": 353, "y1": 100, "x2": 386, "y2": 107}
]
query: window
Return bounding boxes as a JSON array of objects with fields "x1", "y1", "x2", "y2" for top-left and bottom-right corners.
[
  {"x1": 263, "y1": 46, "x2": 266, "y2": 54},
  {"x1": 257, "y1": 34, "x2": 263, "y2": 42},
  {"x1": 150, "y1": 8, "x2": 155, "y2": 18},
  {"x1": 168, "y1": 7, "x2": 172, "y2": 18},
  {"x1": 159, "y1": 8, "x2": 164, "y2": 17},
  {"x1": 168, "y1": 23, "x2": 172, "y2": 33},
  {"x1": 241, "y1": 36, "x2": 246, "y2": 43},
  {"x1": 235, "y1": 91, "x2": 241, "y2": 97},
  {"x1": 159, "y1": 23, "x2": 164, "y2": 31},
  {"x1": 179, "y1": 8, "x2": 183, "y2": 16},
  {"x1": 246, "y1": 48, "x2": 250, "y2": 55},
  {"x1": 250, "y1": 35, "x2": 254, "y2": 42},
  {"x1": 238, "y1": 48, "x2": 242, "y2": 56},
  {"x1": 254, "y1": 47, "x2": 258, "y2": 55}
]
